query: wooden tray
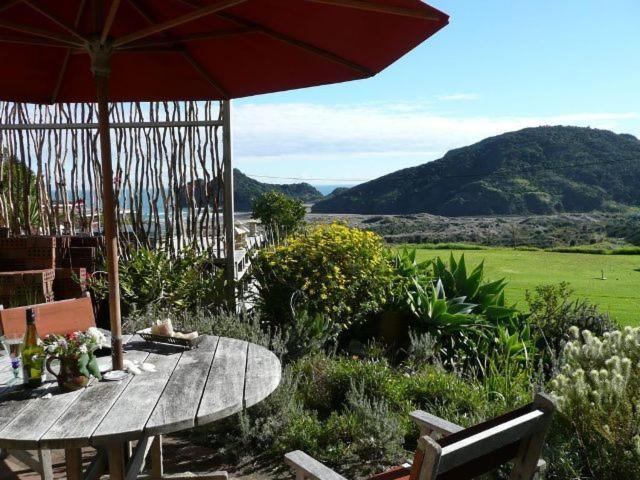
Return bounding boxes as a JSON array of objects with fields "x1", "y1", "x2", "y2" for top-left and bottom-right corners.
[{"x1": 136, "y1": 328, "x2": 202, "y2": 349}]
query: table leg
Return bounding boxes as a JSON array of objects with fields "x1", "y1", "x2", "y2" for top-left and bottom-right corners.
[
  {"x1": 106, "y1": 442, "x2": 126, "y2": 480},
  {"x1": 127, "y1": 436, "x2": 152, "y2": 478},
  {"x1": 151, "y1": 435, "x2": 163, "y2": 479},
  {"x1": 85, "y1": 448, "x2": 108, "y2": 480},
  {"x1": 65, "y1": 448, "x2": 83, "y2": 480}
]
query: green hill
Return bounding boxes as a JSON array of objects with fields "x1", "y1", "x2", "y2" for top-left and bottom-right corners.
[
  {"x1": 311, "y1": 126, "x2": 640, "y2": 215},
  {"x1": 179, "y1": 169, "x2": 322, "y2": 211},
  {"x1": 233, "y1": 169, "x2": 322, "y2": 210}
]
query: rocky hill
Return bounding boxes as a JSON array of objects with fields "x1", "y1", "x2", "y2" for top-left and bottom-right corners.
[{"x1": 311, "y1": 126, "x2": 640, "y2": 215}]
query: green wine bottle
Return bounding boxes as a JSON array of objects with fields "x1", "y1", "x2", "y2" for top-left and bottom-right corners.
[{"x1": 21, "y1": 308, "x2": 45, "y2": 387}]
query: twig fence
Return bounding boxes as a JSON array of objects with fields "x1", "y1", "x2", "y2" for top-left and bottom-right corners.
[{"x1": 0, "y1": 101, "x2": 231, "y2": 260}]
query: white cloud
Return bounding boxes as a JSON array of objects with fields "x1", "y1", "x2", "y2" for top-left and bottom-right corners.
[
  {"x1": 436, "y1": 93, "x2": 480, "y2": 101},
  {"x1": 231, "y1": 101, "x2": 640, "y2": 182}
]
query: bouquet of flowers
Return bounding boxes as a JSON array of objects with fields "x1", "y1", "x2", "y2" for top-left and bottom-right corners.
[{"x1": 44, "y1": 327, "x2": 107, "y2": 385}]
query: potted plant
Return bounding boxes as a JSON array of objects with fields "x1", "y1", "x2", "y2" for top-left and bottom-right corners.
[{"x1": 44, "y1": 328, "x2": 106, "y2": 392}]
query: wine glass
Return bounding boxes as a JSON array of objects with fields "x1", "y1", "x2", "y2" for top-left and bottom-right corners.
[{"x1": 1, "y1": 333, "x2": 23, "y2": 385}]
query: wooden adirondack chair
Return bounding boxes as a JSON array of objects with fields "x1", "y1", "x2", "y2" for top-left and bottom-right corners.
[
  {"x1": 285, "y1": 393, "x2": 555, "y2": 480},
  {"x1": 0, "y1": 293, "x2": 101, "y2": 480}
]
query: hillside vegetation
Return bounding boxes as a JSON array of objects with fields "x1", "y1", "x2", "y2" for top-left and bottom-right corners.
[{"x1": 312, "y1": 126, "x2": 640, "y2": 215}]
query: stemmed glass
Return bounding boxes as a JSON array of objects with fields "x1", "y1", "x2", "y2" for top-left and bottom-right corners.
[{"x1": 1, "y1": 333, "x2": 23, "y2": 385}]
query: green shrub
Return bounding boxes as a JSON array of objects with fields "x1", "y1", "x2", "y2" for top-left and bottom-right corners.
[
  {"x1": 406, "y1": 330, "x2": 438, "y2": 365},
  {"x1": 90, "y1": 246, "x2": 225, "y2": 313},
  {"x1": 294, "y1": 354, "x2": 396, "y2": 417},
  {"x1": 123, "y1": 308, "x2": 287, "y2": 358},
  {"x1": 526, "y1": 283, "x2": 618, "y2": 375},
  {"x1": 254, "y1": 223, "x2": 392, "y2": 328},
  {"x1": 238, "y1": 367, "x2": 321, "y2": 455},
  {"x1": 289, "y1": 353, "x2": 530, "y2": 475},
  {"x1": 195, "y1": 346, "x2": 533, "y2": 477},
  {"x1": 548, "y1": 327, "x2": 640, "y2": 479},
  {"x1": 323, "y1": 382, "x2": 405, "y2": 474},
  {"x1": 294, "y1": 353, "x2": 530, "y2": 431},
  {"x1": 251, "y1": 191, "x2": 306, "y2": 237},
  {"x1": 285, "y1": 307, "x2": 341, "y2": 361}
]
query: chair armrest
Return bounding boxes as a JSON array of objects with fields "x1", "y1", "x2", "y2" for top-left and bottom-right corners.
[
  {"x1": 285, "y1": 451, "x2": 348, "y2": 480},
  {"x1": 410, "y1": 410, "x2": 464, "y2": 438}
]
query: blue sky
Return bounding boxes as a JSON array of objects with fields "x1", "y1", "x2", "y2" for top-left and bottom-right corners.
[{"x1": 233, "y1": 0, "x2": 640, "y2": 185}]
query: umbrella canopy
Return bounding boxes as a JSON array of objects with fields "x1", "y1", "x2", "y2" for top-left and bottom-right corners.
[
  {"x1": 0, "y1": 0, "x2": 448, "y2": 369},
  {"x1": 0, "y1": 0, "x2": 448, "y2": 102}
]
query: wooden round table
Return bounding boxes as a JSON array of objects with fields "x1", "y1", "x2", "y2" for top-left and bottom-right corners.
[{"x1": 0, "y1": 335, "x2": 281, "y2": 480}]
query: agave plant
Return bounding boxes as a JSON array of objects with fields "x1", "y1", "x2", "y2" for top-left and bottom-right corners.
[
  {"x1": 385, "y1": 247, "x2": 432, "y2": 313},
  {"x1": 408, "y1": 253, "x2": 535, "y2": 372},
  {"x1": 407, "y1": 279, "x2": 481, "y2": 331},
  {"x1": 389, "y1": 247, "x2": 432, "y2": 282},
  {"x1": 433, "y1": 253, "x2": 483, "y2": 300},
  {"x1": 433, "y1": 253, "x2": 518, "y2": 321}
]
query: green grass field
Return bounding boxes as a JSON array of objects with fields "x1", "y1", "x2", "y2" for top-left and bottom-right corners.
[{"x1": 412, "y1": 247, "x2": 640, "y2": 326}]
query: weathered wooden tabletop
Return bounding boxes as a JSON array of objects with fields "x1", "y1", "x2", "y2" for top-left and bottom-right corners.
[{"x1": 0, "y1": 335, "x2": 281, "y2": 450}]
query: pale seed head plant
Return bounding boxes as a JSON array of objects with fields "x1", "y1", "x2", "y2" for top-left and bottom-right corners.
[{"x1": 549, "y1": 326, "x2": 640, "y2": 478}]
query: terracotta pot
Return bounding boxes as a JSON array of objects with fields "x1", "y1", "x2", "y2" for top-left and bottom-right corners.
[{"x1": 46, "y1": 355, "x2": 90, "y2": 392}]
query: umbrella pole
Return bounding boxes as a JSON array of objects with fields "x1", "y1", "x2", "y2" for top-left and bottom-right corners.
[{"x1": 90, "y1": 43, "x2": 123, "y2": 370}]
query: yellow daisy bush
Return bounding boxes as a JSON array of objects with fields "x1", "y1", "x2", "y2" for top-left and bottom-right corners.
[{"x1": 254, "y1": 223, "x2": 392, "y2": 329}]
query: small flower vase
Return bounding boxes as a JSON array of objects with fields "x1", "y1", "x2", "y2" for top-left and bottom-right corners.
[{"x1": 46, "y1": 355, "x2": 90, "y2": 392}]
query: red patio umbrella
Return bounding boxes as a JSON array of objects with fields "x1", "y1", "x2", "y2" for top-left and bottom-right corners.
[{"x1": 0, "y1": 0, "x2": 448, "y2": 369}]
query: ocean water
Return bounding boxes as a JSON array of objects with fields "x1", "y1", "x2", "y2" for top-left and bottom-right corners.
[
  {"x1": 314, "y1": 184, "x2": 355, "y2": 196},
  {"x1": 66, "y1": 185, "x2": 354, "y2": 218}
]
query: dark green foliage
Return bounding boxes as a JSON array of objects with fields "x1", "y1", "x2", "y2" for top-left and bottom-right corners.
[
  {"x1": 326, "y1": 187, "x2": 349, "y2": 197},
  {"x1": 606, "y1": 213, "x2": 640, "y2": 246},
  {"x1": 90, "y1": 247, "x2": 226, "y2": 314},
  {"x1": 526, "y1": 282, "x2": 619, "y2": 375},
  {"x1": 251, "y1": 190, "x2": 306, "y2": 236},
  {"x1": 285, "y1": 308, "x2": 341, "y2": 361},
  {"x1": 293, "y1": 353, "x2": 531, "y2": 472},
  {"x1": 312, "y1": 126, "x2": 640, "y2": 215},
  {"x1": 170, "y1": 310, "x2": 531, "y2": 478}
]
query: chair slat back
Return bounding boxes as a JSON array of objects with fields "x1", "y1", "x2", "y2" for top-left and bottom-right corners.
[
  {"x1": 0, "y1": 296, "x2": 96, "y2": 339},
  {"x1": 413, "y1": 394, "x2": 555, "y2": 480}
]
